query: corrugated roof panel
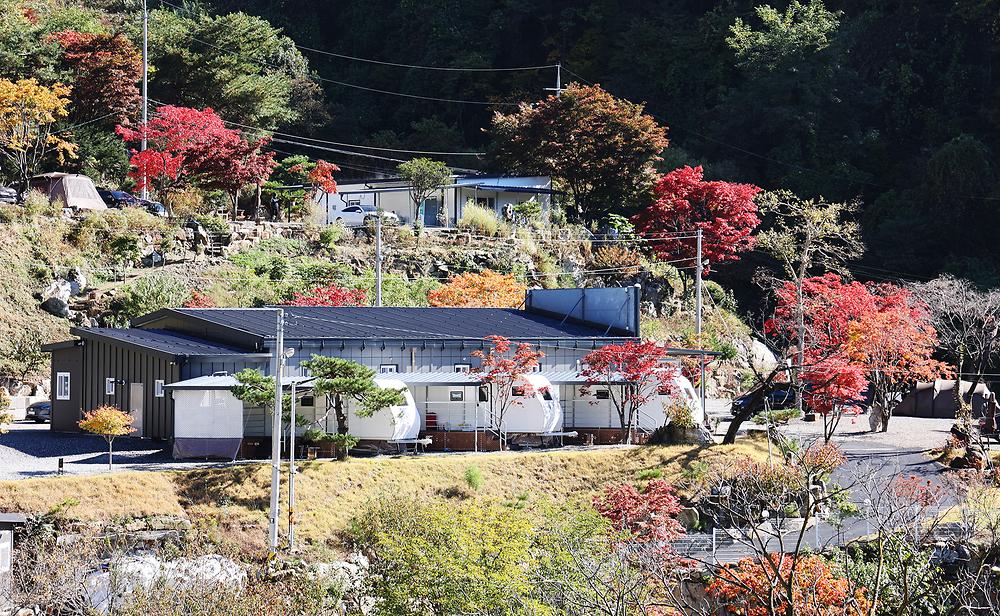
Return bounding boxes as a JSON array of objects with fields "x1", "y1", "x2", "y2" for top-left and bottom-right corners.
[
  {"x1": 75, "y1": 328, "x2": 269, "y2": 358},
  {"x1": 170, "y1": 307, "x2": 624, "y2": 341}
]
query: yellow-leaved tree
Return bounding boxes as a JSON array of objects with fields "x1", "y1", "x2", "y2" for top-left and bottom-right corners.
[
  {"x1": 427, "y1": 270, "x2": 527, "y2": 308},
  {"x1": 78, "y1": 405, "x2": 135, "y2": 471},
  {"x1": 0, "y1": 78, "x2": 76, "y2": 198}
]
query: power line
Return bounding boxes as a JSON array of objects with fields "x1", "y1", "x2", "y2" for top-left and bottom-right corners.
[{"x1": 157, "y1": 0, "x2": 557, "y2": 74}]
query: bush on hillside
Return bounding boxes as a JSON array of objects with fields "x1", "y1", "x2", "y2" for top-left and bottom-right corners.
[
  {"x1": 458, "y1": 202, "x2": 502, "y2": 237},
  {"x1": 318, "y1": 223, "x2": 348, "y2": 248},
  {"x1": 106, "y1": 274, "x2": 189, "y2": 326},
  {"x1": 589, "y1": 245, "x2": 644, "y2": 279}
]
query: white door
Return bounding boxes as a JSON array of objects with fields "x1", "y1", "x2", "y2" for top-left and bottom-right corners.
[{"x1": 129, "y1": 383, "x2": 144, "y2": 437}]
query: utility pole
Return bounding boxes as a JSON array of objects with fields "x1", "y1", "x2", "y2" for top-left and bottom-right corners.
[
  {"x1": 267, "y1": 308, "x2": 285, "y2": 555},
  {"x1": 375, "y1": 208, "x2": 383, "y2": 307},
  {"x1": 140, "y1": 0, "x2": 149, "y2": 201},
  {"x1": 544, "y1": 62, "x2": 564, "y2": 98},
  {"x1": 695, "y1": 229, "x2": 707, "y2": 420},
  {"x1": 287, "y1": 379, "x2": 297, "y2": 551}
]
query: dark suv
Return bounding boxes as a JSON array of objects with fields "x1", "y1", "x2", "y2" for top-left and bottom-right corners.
[{"x1": 98, "y1": 189, "x2": 168, "y2": 217}]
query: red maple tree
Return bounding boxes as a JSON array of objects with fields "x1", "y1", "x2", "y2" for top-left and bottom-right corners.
[
  {"x1": 183, "y1": 290, "x2": 216, "y2": 308},
  {"x1": 580, "y1": 340, "x2": 677, "y2": 443},
  {"x1": 593, "y1": 478, "x2": 685, "y2": 548},
  {"x1": 632, "y1": 165, "x2": 762, "y2": 272},
  {"x1": 50, "y1": 31, "x2": 141, "y2": 124},
  {"x1": 116, "y1": 105, "x2": 275, "y2": 212},
  {"x1": 768, "y1": 274, "x2": 875, "y2": 441},
  {"x1": 285, "y1": 285, "x2": 367, "y2": 307},
  {"x1": 471, "y1": 335, "x2": 544, "y2": 449}
]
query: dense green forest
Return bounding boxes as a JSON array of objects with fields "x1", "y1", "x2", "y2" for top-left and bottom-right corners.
[
  {"x1": 194, "y1": 0, "x2": 1000, "y2": 287},
  {"x1": 3, "y1": 0, "x2": 999, "y2": 286}
]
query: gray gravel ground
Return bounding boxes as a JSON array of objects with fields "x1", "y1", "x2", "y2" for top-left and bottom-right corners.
[{"x1": 0, "y1": 422, "x2": 242, "y2": 480}]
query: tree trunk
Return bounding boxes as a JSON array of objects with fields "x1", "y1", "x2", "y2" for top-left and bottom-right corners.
[
  {"x1": 724, "y1": 368, "x2": 782, "y2": 444},
  {"x1": 107, "y1": 438, "x2": 114, "y2": 472}
]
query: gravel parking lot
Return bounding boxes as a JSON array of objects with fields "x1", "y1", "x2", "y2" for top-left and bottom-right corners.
[{"x1": 0, "y1": 422, "x2": 241, "y2": 480}]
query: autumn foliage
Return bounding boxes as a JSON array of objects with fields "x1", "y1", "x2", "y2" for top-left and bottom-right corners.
[
  {"x1": 183, "y1": 290, "x2": 216, "y2": 308},
  {"x1": 50, "y1": 31, "x2": 141, "y2": 124},
  {"x1": 580, "y1": 341, "x2": 678, "y2": 442},
  {"x1": 285, "y1": 285, "x2": 367, "y2": 307},
  {"x1": 116, "y1": 105, "x2": 276, "y2": 210},
  {"x1": 593, "y1": 479, "x2": 685, "y2": 547},
  {"x1": 709, "y1": 554, "x2": 871, "y2": 616},
  {"x1": 427, "y1": 270, "x2": 527, "y2": 308},
  {"x1": 633, "y1": 165, "x2": 761, "y2": 272},
  {"x1": 78, "y1": 405, "x2": 136, "y2": 471},
  {"x1": 471, "y1": 335, "x2": 544, "y2": 447},
  {"x1": 0, "y1": 78, "x2": 76, "y2": 193}
]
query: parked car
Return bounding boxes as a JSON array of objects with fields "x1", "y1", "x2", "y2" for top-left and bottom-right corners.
[
  {"x1": 25, "y1": 400, "x2": 51, "y2": 423},
  {"x1": 98, "y1": 189, "x2": 169, "y2": 217},
  {"x1": 97, "y1": 188, "x2": 142, "y2": 209},
  {"x1": 0, "y1": 186, "x2": 16, "y2": 204},
  {"x1": 732, "y1": 386, "x2": 797, "y2": 416},
  {"x1": 333, "y1": 205, "x2": 399, "y2": 227}
]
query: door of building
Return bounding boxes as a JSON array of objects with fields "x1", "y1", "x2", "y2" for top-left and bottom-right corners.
[
  {"x1": 129, "y1": 383, "x2": 144, "y2": 437},
  {"x1": 422, "y1": 198, "x2": 440, "y2": 226}
]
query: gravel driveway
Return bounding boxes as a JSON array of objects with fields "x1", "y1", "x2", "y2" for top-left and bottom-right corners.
[{"x1": 0, "y1": 422, "x2": 242, "y2": 480}]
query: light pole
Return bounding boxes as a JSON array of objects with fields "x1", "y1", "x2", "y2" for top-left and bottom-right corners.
[
  {"x1": 267, "y1": 308, "x2": 285, "y2": 555},
  {"x1": 140, "y1": 0, "x2": 149, "y2": 201}
]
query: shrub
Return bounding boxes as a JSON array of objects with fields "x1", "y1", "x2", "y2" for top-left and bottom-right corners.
[
  {"x1": 590, "y1": 244, "x2": 644, "y2": 275},
  {"x1": 23, "y1": 189, "x2": 60, "y2": 217},
  {"x1": 464, "y1": 465, "x2": 484, "y2": 491},
  {"x1": 635, "y1": 468, "x2": 663, "y2": 481},
  {"x1": 318, "y1": 223, "x2": 347, "y2": 248},
  {"x1": 427, "y1": 270, "x2": 526, "y2": 308},
  {"x1": 0, "y1": 390, "x2": 11, "y2": 435},
  {"x1": 458, "y1": 201, "x2": 501, "y2": 236},
  {"x1": 511, "y1": 198, "x2": 541, "y2": 225},
  {"x1": 165, "y1": 187, "x2": 210, "y2": 218},
  {"x1": 108, "y1": 274, "x2": 189, "y2": 325},
  {"x1": 193, "y1": 214, "x2": 230, "y2": 236},
  {"x1": 704, "y1": 279, "x2": 738, "y2": 311},
  {"x1": 667, "y1": 401, "x2": 697, "y2": 429},
  {"x1": 751, "y1": 408, "x2": 801, "y2": 425}
]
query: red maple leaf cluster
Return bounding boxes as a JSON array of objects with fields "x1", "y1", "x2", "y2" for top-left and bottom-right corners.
[
  {"x1": 581, "y1": 340, "x2": 677, "y2": 408},
  {"x1": 50, "y1": 31, "x2": 142, "y2": 125},
  {"x1": 593, "y1": 479, "x2": 685, "y2": 547},
  {"x1": 633, "y1": 165, "x2": 761, "y2": 272},
  {"x1": 116, "y1": 105, "x2": 276, "y2": 204},
  {"x1": 285, "y1": 285, "x2": 367, "y2": 307}
]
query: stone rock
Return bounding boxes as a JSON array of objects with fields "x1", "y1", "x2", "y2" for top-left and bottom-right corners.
[
  {"x1": 40, "y1": 296, "x2": 71, "y2": 318},
  {"x1": 677, "y1": 507, "x2": 700, "y2": 530},
  {"x1": 750, "y1": 339, "x2": 779, "y2": 374},
  {"x1": 84, "y1": 554, "x2": 245, "y2": 614},
  {"x1": 66, "y1": 267, "x2": 87, "y2": 295},
  {"x1": 141, "y1": 251, "x2": 164, "y2": 267},
  {"x1": 40, "y1": 279, "x2": 72, "y2": 303}
]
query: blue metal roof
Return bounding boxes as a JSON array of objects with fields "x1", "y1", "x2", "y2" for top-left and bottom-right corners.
[
  {"x1": 152, "y1": 307, "x2": 629, "y2": 341},
  {"x1": 70, "y1": 327, "x2": 271, "y2": 359}
]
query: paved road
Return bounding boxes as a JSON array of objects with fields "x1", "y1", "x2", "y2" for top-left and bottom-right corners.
[{"x1": 0, "y1": 422, "x2": 236, "y2": 480}]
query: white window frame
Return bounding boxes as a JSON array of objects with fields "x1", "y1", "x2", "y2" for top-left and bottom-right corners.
[
  {"x1": 449, "y1": 390, "x2": 465, "y2": 402},
  {"x1": 348, "y1": 199, "x2": 361, "y2": 207},
  {"x1": 155, "y1": 379, "x2": 165, "y2": 398},
  {"x1": 379, "y1": 363, "x2": 398, "y2": 374},
  {"x1": 530, "y1": 363, "x2": 543, "y2": 373},
  {"x1": 56, "y1": 372, "x2": 70, "y2": 401},
  {"x1": 454, "y1": 363, "x2": 471, "y2": 373},
  {"x1": 105, "y1": 377, "x2": 116, "y2": 396}
]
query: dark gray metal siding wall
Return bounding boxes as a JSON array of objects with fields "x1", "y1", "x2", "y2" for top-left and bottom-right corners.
[
  {"x1": 80, "y1": 338, "x2": 179, "y2": 439},
  {"x1": 49, "y1": 346, "x2": 83, "y2": 432}
]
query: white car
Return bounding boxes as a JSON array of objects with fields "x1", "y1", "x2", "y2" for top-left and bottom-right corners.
[{"x1": 333, "y1": 205, "x2": 399, "y2": 227}]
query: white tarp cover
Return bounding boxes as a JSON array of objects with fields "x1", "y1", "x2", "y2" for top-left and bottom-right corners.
[
  {"x1": 171, "y1": 389, "x2": 243, "y2": 459},
  {"x1": 47, "y1": 174, "x2": 106, "y2": 210},
  {"x1": 349, "y1": 378, "x2": 421, "y2": 441},
  {"x1": 498, "y1": 374, "x2": 563, "y2": 434}
]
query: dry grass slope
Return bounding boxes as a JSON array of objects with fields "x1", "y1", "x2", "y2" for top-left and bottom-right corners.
[{"x1": 0, "y1": 442, "x2": 768, "y2": 547}]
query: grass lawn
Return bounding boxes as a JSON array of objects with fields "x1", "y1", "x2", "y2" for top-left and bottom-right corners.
[{"x1": 0, "y1": 441, "x2": 768, "y2": 550}]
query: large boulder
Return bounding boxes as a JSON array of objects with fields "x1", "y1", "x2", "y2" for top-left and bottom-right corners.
[
  {"x1": 66, "y1": 267, "x2": 87, "y2": 296},
  {"x1": 40, "y1": 296, "x2": 71, "y2": 318},
  {"x1": 40, "y1": 279, "x2": 72, "y2": 303}
]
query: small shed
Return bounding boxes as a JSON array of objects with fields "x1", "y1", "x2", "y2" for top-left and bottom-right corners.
[
  {"x1": 30, "y1": 172, "x2": 106, "y2": 210},
  {"x1": 893, "y1": 379, "x2": 992, "y2": 418},
  {"x1": 166, "y1": 374, "x2": 244, "y2": 459}
]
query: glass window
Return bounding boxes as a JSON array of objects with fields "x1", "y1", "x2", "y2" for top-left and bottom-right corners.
[
  {"x1": 540, "y1": 387, "x2": 553, "y2": 401},
  {"x1": 449, "y1": 390, "x2": 464, "y2": 402},
  {"x1": 299, "y1": 395, "x2": 315, "y2": 407},
  {"x1": 379, "y1": 364, "x2": 398, "y2": 374},
  {"x1": 512, "y1": 386, "x2": 526, "y2": 397},
  {"x1": 155, "y1": 380, "x2": 165, "y2": 398},
  {"x1": 56, "y1": 372, "x2": 70, "y2": 401},
  {"x1": 594, "y1": 389, "x2": 610, "y2": 400},
  {"x1": 105, "y1": 377, "x2": 116, "y2": 396},
  {"x1": 454, "y1": 364, "x2": 471, "y2": 373},
  {"x1": 478, "y1": 386, "x2": 489, "y2": 403}
]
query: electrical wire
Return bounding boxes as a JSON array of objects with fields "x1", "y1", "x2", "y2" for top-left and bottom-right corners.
[{"x1": 157, "y1": 0, "x2": 558, "y2": 74}]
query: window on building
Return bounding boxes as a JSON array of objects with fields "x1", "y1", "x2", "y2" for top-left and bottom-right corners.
[
  {"x1": 299, "y1": 395, "x2": 315, "y2": 407},
  {"x1": 512, "y1": 385, "x2": 526, "y2": 397},
  {"x1": 476, "y1": 197, "x2": 495, "y2": 211},
  {"x1": 594, "y1": 389, "x2": 610, "y2": 400},
  {"x1": 348, "y1": 199, "x2": 361, "y2": 207},
  {"x1": 449, "y1": 390, "x2": 464, "y2": 402},
  {"x1": 454, "y1": 363, "x2": 471, "y2": 373},
  {"x1": 105, "y1": 377, "x2": 116, "y2": 396},
  {"x1": 478, "y1": 386, "x2": 489, "y2": 403},
  {"x1": 155, "y1": 380, "x2": 165, "y2": 398},
  {"x1": 379, "y1": 364, "x2": 398, "y2": 374},
  {"x1": 530, "y1": 363, "x2": 542, "y2": 373},
  {"x1": 540, "y1": 387, "x2": 553, "y2": 401},
  {"x1": 56, "y1": 372, "x2": 70, "y2": 401}
]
